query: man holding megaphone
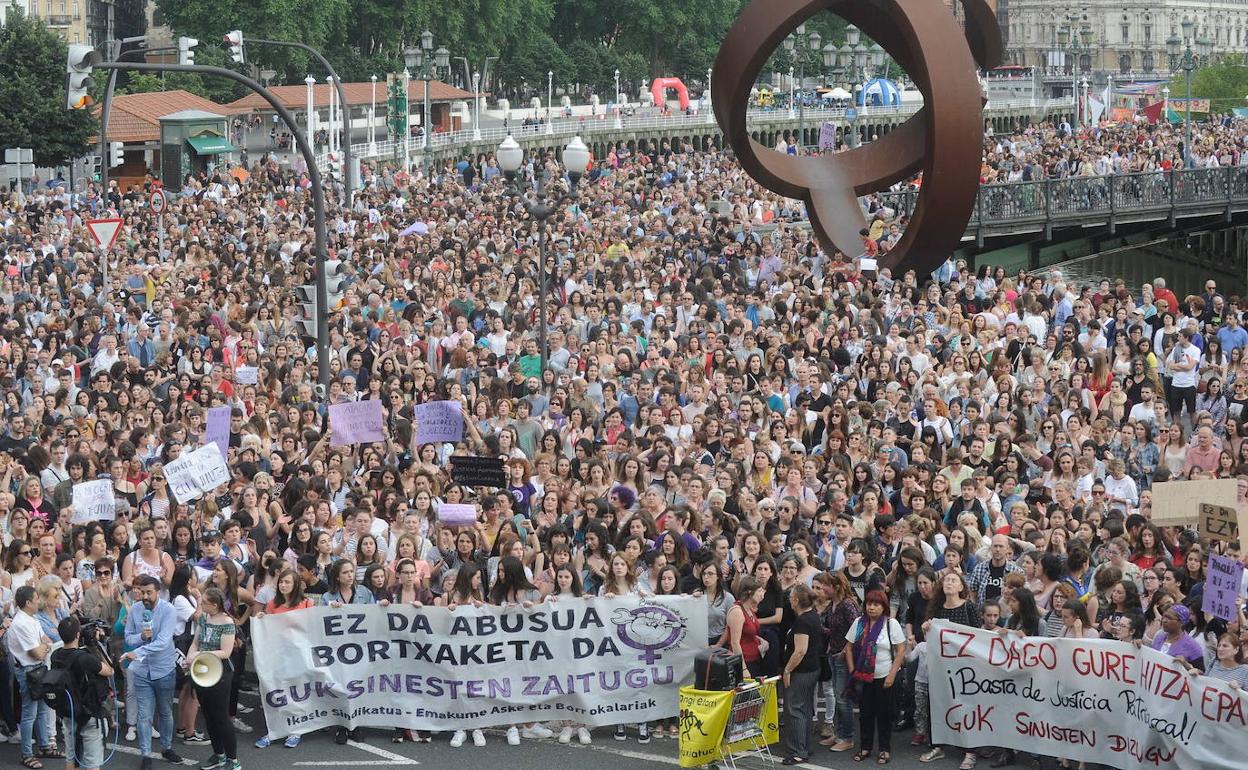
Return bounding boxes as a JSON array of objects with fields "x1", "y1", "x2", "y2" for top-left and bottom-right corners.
[
  {"x1": 122, "y1": 577, "x2": 186, "y2": 770},
  {"x1": 184, "y1": 588, "x2": 238, "y2": 770}
]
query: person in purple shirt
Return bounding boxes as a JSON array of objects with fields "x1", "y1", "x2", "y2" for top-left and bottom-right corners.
[{"x1": 1149, "y1": 604, "x2": 1205, "y2": 672}]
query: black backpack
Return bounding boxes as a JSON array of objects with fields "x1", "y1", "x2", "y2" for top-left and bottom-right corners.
[{"x1": 41, "y1": 649, "x2": 110, "y2": 723}]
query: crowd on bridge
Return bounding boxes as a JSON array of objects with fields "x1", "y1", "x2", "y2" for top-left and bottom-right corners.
[{"x1": 0, "y1": 117, "x2": 1245, "y2": 770}]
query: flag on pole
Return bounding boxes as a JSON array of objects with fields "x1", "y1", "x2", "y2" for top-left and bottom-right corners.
[{"x1": 1139, "y1": 100, "x2": 1164, "y2": 124}]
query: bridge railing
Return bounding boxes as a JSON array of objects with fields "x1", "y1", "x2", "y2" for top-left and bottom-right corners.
[
  {"x1": 876, "y1": 166, "x2": 1248, "y2": 237},
  {"x1": 323, "y1": 97, "x2": 1072, "y2": 166}
]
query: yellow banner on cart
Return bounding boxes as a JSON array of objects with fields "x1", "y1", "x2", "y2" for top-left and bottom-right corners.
[{"x1": 678, "y1": 682, "x2": 779, "y2": 767}]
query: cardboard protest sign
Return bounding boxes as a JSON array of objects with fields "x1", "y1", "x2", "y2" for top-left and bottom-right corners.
[
  {"x1": 71, "y1": 480, "x2": 116, "y2": 523},
  {"x1": 449, "y1": 455, "x2": 507, "y2": 488},
  {"x1": 414, "y1": 400, "x2": 463, "y2": 444},
  {"x1": 1199, "y1": 503, "x2": 1237, "y2": 542},
  {"x1": 1202, "y1": 554, "x2": 1244, "y2": 622},
  {"x1": 437, "y1": 503, "x2": 478, "y2": 527},
  {"x1": 204, "y1": 406, "x2": 231, "y2": 460},
  {"x1": 1148, "y1": 478, "x2": 1237, "y2": 527},
  {"x1": 165, "y1": 444, "x2": 231, "y2": 503},
  {"x1": 328, "y1": 400, "x2": 385, "y2": 446}
]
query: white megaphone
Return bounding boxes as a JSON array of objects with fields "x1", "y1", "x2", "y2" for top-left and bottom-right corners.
[{"x1": 190, "y1": 652, "x2": 224, "y2": 688}]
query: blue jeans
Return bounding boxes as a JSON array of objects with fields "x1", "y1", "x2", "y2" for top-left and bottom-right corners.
[
  {"x1": 15, "y1": 663, "x2": 52, "y2": 757},
  {"x1": 830, "y1": 656, "x2": 855, "y2": 743},
  {"x1": 133, "y1": 668, "x2": 176, "y2": 757}
]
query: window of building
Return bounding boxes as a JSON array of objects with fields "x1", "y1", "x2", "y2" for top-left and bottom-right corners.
[{"x1": 1121, "y1": 24, "x2": 1129, "y2": 43}]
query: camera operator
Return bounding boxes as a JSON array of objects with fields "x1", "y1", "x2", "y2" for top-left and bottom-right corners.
[{"x1": 50, "y1": 616, "x2": 113, "y2": 770}]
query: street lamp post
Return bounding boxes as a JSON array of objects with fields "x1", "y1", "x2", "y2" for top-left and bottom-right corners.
[
  {"x1": 784, "y1": 25, "x2": 823, "y2": 150},
  {"x1": 305, "y1": 75, "x2": 316, "y2": 155},
  {"x1": 327, "y1": 74, "x2": 336, "y2": 155},
  {"x1": 1168, "y1": 17, "x2": 1213, "y2": 167},
  {"x1": 496, "y1": 134, "x2": 590, "y2": 372},
  {"x1": 472, "y1": 70, "x2": 482, "y2": 140},
  {"x1": 614, "y1": 68, "x2": 622, "y2": 128},
  {"x1": 547, "y1": 70, "x2": 554, "y2": 134},
  {"x1": 788, "y1": 66, "x2": 796, "y2": 118},
  {"x1": 369, "y1": 75, "x2": 377, "y2": 153},
  {"x1": 400, "y1": 54, "x2": 413, "y2": 171}
]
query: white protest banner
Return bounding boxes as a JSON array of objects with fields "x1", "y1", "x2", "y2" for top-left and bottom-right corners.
[
  {"x1": 252, "y1": 598, "x2": 708, "y2": 734},
  {"x1": 71, "y1": 480, "x2": 115, "y2": 523},
  {"x1": 927, "y1": 620, "x2": 1248, "y2": 769},
  {"x1": 329, "y1": 400, "x2": 385, "y2": 446},
  {"x1": 204, "y1": 406, "x2": 230, "y2": 461},
  {"x1": 164, "y1": 444, "x2": 231, "y2": 503},
  {"x1": 235, "y1": 366, "x2": 258, "y2": 385},
  {"x1": 437, "y1": 503, "x2": 477, "y2": 527},
  {"x1": 414, "y1": 399, "x2": 463, "y2": 445}
]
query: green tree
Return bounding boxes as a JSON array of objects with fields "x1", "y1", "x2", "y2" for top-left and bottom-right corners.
[
  {"x1": 0, "y1": 10, "x2": 95, "y2": 166},
  {"x1": 116, "y1": 46, "x2": 246, "y2": 104},
  {"x1": 1170, "y1": 55, "x2": 1248, "y2": 114}
]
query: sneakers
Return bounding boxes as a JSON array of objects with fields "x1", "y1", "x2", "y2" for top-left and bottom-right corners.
[
  {"x1": 231, "y1": 717, "x2": 253, "y2": 734},
  {"x1": 522, "y1": 724, "x2": 554, "y2": 740},
  {"x1": 141, "y1": 758, "x2": 153, "y2": 770},
  {"x1": 637, "y1": 724, "x2": 650, "y2": 744},
  {"x1": 334, "y1": 728, "x2": 348, "y2": 745},
  {"x1": 614, "y1": 725, "x2": 627, "y2": 741},
  {"x1": 162, "y1": 749, "x2": 186, "y2": 764},
  {"x1": 910, "y1": 734, "x2": 928, "y2": 746},
  {"x1": 284, "y1": 735, "x2": 301, "y2": 748},
  {"x1": 224, "y1": 760, "x2": 241, "y2": 770},
  {"x1": 449, "y1": 731, "x2": 467, "y2": 748},
  {"x1": 558, "y1": 726, "x2": 573, "y2": 744},
  {"x1": 183, "y1": 732, "x2": 210, "y2": 746},
  {"x1": 254, "y1": 737, "x2": 272, "y2": 749},
  {"x1": 471, "y1": 729, "x2": 485, "y2": 747},
  {"x1": 127, "y1": 726, "x2": 138, "y2": 742},
  {"x1": 236, "y1": 704, "x2": 254, "y2": 715},
  {"x1": 6, "y1": 731, "x2": 19, "y2": 745},
  {"x1": 576, "y1": 727, "x2": 592, "y2": 745},
  {"x1": 506, "y1": 726, "x2": 520, "y2": 746},
  {"x1": 153, "y1": 728, "x2": 161, "y2": 739},
  {"x1": 199, "y1": 755, "x2": 226, "y2": 770},
  {"x1": 921, "y1": 748, "x2": 947, "y2": 763}
]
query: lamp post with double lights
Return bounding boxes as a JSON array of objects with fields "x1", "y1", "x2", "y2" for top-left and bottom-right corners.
[
  {"x1": 783, "y1": 25, "x2": 823, "y2": 144},
  {"x1": 495, "y1": 134, "x2": 590, "y2": 372},
  {"x1": 1167, "y1": 16, "x2": 1212, "y2": 168},
  {"x1": 1056, "y1": 15, "x2": 1092, "y2": 123}
]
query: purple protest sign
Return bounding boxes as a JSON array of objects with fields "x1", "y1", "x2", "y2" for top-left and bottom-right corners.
[
  {"x1": 1202, "y1": 554, "x2": 1244, "y2": 622},
  {"x1": 818, "y1": 122, "x2": 837, "y2": 150},
  {"x1": 204, "y1": 406, "x2": 231, "y2": 460},
  {"x1": 437, "y1": 503, "x2": 478, "y2": 528},
  {"x1": 415, "y1": 400, "x2": 463, "y2": 445},
  {"x1": 328, "y1": 400, "x2": 385, "y2": 446}
]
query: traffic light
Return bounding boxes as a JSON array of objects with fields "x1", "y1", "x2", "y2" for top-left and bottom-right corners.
[
  {"x1": 178, "y1": 37, "x2": 198, "y2": 66},
  {"x1": 224, "y1": 30, "x2": 244, "y2": 63},
  {"x1": 108, "y1": 142, "x2": 124, "y2": 168},
  {"x1": 66, "y1": 44, "x2": 96, "y2": 110},
  {"x1": 295, "y1": 261, "x2": 348, "y2": 337}
]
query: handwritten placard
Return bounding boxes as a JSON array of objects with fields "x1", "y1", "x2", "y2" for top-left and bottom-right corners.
[
  {"x1": 415, "y1": 400, "x2": 463, "y2": 445},
  {"x1": 1202, "y1": 554, "x2": 1244, "y2": 622},
  {"x1": 204, "y1": 406, "x2": 231, "y2": 461},
  {"x1": 165, "y1": 444, "x2": 231, "y2": 503},
  {"x1": 1148, "y1": 478, "x2": 1238, "y2": 526},
  {"x1": 437, "y1": 503, "x2": 478, "y2": 527},
  {"x1": 71, "y1": 479, "x2": 116, "y2": 523},
  {"x1": 1199, "y1": 503, "x2": 1237, "y2": 542},
  {"x1": 235, "y1": 366, "x2": 258, "y2": 385},
  {"x1": 818, "y1": 122, "x2": 837, "y2": 150},
  {"x1": 329, "y1": 400, "x2": 385, "y2": 446}
]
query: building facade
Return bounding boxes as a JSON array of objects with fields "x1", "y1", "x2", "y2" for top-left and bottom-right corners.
[
  {"x1": 1004, "y1": 1, "x2": 1248, "y2": 75},
  {"x1": 18, "y1": 0, "x2": 144, "y2": 47}
]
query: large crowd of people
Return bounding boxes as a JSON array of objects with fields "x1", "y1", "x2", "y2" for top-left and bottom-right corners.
[{"x1": 0, "y1": 115, "x2": 1246, "y2": 770}]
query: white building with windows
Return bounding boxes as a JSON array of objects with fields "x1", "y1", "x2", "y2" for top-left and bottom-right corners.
[{"x1": 1003, "y1": 1, "x2": 1248, "y2": 75}]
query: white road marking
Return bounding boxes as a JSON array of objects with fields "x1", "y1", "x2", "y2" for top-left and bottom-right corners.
[{"x1": 344, "y1": 739, "x2": 419, "y2": 763}]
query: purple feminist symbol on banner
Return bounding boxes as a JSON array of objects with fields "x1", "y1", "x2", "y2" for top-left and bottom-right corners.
[{"x1": 611, "y1": 605, "x2": 685, "y2": 664}]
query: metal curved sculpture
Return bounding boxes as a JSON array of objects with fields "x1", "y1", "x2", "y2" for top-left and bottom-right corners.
[{"x1": 713, "y1": 0, "x2": 1002, "y2": 276}]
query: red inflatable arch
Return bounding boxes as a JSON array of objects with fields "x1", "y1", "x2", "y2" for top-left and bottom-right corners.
[{"x1": 650, "y1": 78, "x2": 690, "y2": 111}]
